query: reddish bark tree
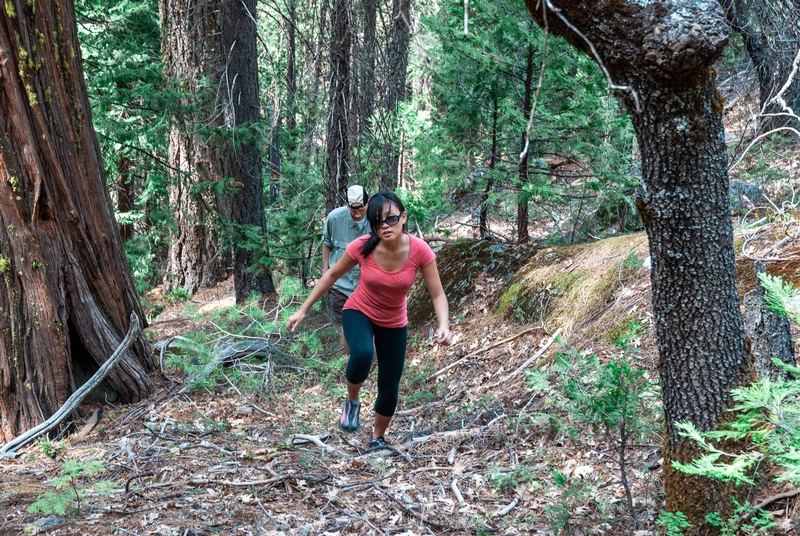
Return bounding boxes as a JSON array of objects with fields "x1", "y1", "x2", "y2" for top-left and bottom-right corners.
[{"x1": 0, "y1": 0, "x2": 155, "y2": 441}]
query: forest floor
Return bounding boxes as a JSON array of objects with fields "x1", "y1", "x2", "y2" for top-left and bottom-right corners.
[{"x1": 2, "y1": 220, "x2": 799, "y2": 535}]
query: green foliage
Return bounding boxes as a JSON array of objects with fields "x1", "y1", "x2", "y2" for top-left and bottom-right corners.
[
  {"x1": 673, "y1": 272, "x2": 800, "y2": 515},
  {"x1": 29, "y1": 460, "x2": 111, "y2": 516},
  {"x1": 525, "y1": 321, "x2": 659, "y2": 527},
  {"x1": 166, "y1": 286, "x2": 192, "y2": 304},
  {"x1": 655, "y1": 510, "x2": 693, "y2": 536},
  {"x1": 406, "y1": 0, "x2": 638, "y2": 240},
  {"x1": 759, "y1": 272, "x2": 800, "y2": 324},
  {"x1": 488, "y1": 465, "x2": 537, "y2": 493},
  {"x1": 76, "y1": 0, "x2": 172, "y2": 292},
  {"x1": 37, "y1": 437, "x2": 66, "y2": 458},
  {"x1": 705, "y1": 498, "x2": 776, "y2": 536}
]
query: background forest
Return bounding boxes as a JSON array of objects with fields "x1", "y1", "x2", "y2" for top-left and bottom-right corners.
[{"x1": 77, "y1": 0, "x2": 640, "y2": 297}]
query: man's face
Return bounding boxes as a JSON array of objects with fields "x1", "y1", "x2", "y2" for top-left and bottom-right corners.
[{"x1": 349, "y1": 201, "x2": 367, "y2": 222}]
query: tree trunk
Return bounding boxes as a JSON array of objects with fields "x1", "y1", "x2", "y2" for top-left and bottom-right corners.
[
  {"x1": 744, "y1": 260, "x2": 795, "y2": 381},
  {"x1": 517, "y1": 44, "x2": 534, "y2": 244},
  {"x1": 0, "y1": 0, "x2": 154, "y2": 441},
  {"x1": 161, "y1": 0, "x2": 227, "y2": 294},
  {"x1": 117, "y1": 156, "x2": 133, "y2": 243},
  {"x1": 357, "y1": 0, "x2": 378, "y2": 140},
  {"x1": 523, "y1": 0, "x2": 748, "y2": 526},
  {"x1": 219, "y1": 0, "x2": 276, "y2": 302},
  {"x1": 479, "y1": 98, "x2": 498, "y2": 240},
  {"x1": 325, "y1": 0, "x2": 352, "y2": 213},
  {"x1": 286, "y1": 0, "x2": 298, "y2": 132},
  {"x1": 380, "y1": 0, "x2": 413, "y2": 191}
]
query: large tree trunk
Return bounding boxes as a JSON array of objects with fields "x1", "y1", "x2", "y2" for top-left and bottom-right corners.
[
  {"x1": 161, "y1": 0, "x2": 227, "y2": 294},
  {"x1": 357, "y1": 0, "x2": 378, "y2": 140},
  {"x1": 523, "y1": 0, "x2": 748, "y2": 527},
  {"x1": 162, "y1": 0, "x2": 274, "y2": 301},
  {"x1": 0, "y1": 0, "x2": 154, "y2": 441},
  {"x1": 325, "y1": 0, "x2": 352, "y2": 213},
  {"x1": 219, "y1": 0, "x2": 276, "y2": 301}
]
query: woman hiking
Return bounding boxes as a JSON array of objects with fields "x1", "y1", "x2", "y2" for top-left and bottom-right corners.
[{"x1": 287, "y1": 191, "x2": 453, "y2": 448}]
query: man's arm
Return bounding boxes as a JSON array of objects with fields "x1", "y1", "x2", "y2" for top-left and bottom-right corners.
[{"x1": 322, "y1": 244, "x2": 332, "y2": 272}]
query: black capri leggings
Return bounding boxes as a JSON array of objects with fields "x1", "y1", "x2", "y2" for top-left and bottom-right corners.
[{"x1": 341, "y1": 309, "x2": 408, "y2": 417}]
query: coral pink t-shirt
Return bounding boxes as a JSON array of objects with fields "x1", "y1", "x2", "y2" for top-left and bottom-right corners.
[{"x1": 343, "y1": 233, "x2": 435, "y2": 328}]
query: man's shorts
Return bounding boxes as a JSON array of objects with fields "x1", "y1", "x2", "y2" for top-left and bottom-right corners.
[{"x1": 328, "y1": 288, "x2": 349, "y2": 323}]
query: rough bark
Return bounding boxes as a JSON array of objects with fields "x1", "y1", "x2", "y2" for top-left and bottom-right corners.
[
  {"x1": 380, "y1": 0, "x2": 413, "y2": 191},
  {"x1": 219, "y1": 0, "x2": 276, "y2": 301},
  {"x1": 0, "y1": 0, "x2": 154, "y2": 441},
  {"x1": 325, "y1": 0, "x2": 352, "y2": 213},
  {"x1": 744, "y1": 260, "x2": 795, "y2": 381},
  {"x1": 357, "y1": 0, "x2": 378, "y2": 139},
  {"x1": 162, "y1": 0, "x2": 275, "y2": 301},
  {"x1": 523, "y1": 0, "x2": 748, "y2": 526},
  {"x1": 161, "y1": 0, "x2": 227, "y2": 294}
]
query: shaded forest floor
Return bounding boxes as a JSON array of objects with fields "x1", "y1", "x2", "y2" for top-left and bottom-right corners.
[{"x1": 2, "y1": 223, "x2": 800, "y2": 535}]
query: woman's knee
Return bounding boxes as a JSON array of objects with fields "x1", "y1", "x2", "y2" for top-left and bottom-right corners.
[{"x1": 346, "y1": 346, "x2": 374, "y2": 382}]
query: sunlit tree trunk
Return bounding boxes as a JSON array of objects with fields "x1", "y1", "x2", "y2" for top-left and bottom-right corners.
[
  {"x1": 160, "y1": 0, "x2": 227, "y2": 294},
  {"x1": 523, "y1": 0, "x2": 748, "y2": 528},
  {"x1": 0, "y1": 0, "x2": 154, "y2": 440}
]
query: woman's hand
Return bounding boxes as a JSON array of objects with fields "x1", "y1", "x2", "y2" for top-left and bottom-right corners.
[
  {"x1": 287, "y1": 310, "x2": 306, "y2": 333},
  {"x1": 437, "y1": 326, "x2": 454, "y2": 346}
]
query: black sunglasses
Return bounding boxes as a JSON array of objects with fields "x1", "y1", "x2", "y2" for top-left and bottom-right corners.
[
  {"x1": 349, "y1": 203, "x2": 365, "y2": 210},
  {"x1": 378, "y1": 214, "x2": 402, "y2": 227}
]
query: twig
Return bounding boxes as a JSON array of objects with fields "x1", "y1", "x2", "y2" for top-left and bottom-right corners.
[
  {"x1": 493, "y1": 498, "x2": 519, "y2": 517},
  {"x1": 0, "y1": 314, "x2": 141, "y2": 458},
  {"x1": 372, "y1": 483, "x2": 451, "y2": 530},
  {"x1": 451, "y1": 478, "x2": 466, "y2": 506},
  {"x1": 289, "y1": 433, "x2": 349, "y2": 458},
  {"x1": 427, "y1": 325, "x2": 544, "y2": 381}
]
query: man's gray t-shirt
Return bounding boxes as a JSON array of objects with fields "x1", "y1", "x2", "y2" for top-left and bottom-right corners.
[{"x1": 322, "y1": 206, "x2": 370, "y2": 296}]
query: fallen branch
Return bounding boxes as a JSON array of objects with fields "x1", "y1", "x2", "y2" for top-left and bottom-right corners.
[
  {"x1": 191, "y1": 472, "x2": 329, "y2": 488},
  {"x1": 427, "y1": 325, "x2": 544, "y2": 381},
  {"x1": 0, "y1": 314, "x2": 141, "y2": 458}
]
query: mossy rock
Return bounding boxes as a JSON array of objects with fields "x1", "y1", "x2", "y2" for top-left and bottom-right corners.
[{"x1": 407, "y1": 240, "x2": 538, "y2": 326}]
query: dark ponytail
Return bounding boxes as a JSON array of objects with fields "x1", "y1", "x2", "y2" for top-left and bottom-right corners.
[{"x1": 361, "y1": 191, "x2": 406, "y2": 257}]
